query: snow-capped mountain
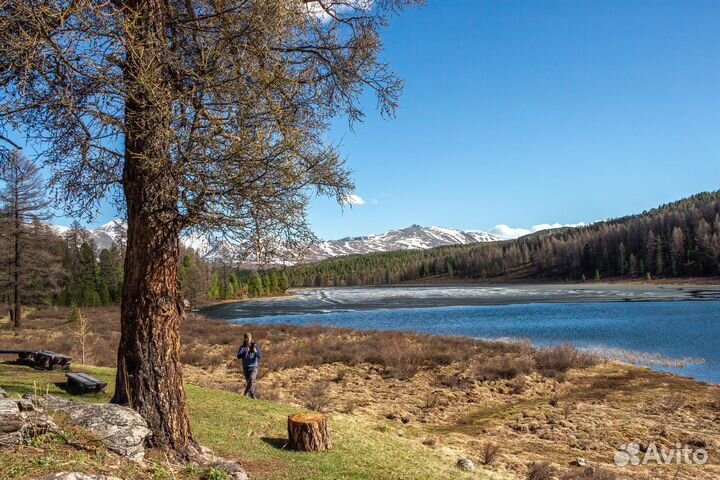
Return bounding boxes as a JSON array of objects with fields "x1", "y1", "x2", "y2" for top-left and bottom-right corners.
[
  {"x1": 51, "y1": 219, "x2": 127, "y2": 251},
  {"x1": 302, "y1": 225, "x2": 500, "y2": 262},
  {"x1": 50, "y1": 221, "x2": 500, "y2": 264}
]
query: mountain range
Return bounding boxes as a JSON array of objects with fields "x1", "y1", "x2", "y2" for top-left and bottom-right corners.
[{"x1": 50, "y1": 221, "x2": 501, "y2": 265}]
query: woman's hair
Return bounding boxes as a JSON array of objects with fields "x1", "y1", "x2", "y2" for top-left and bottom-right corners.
[{"x1": 243, "y1": 332, "x2": 253, "y2": 344}]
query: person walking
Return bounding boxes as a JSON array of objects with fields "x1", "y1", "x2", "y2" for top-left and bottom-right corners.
[{"x1": 237, "y1": 332, "x2": 262, "y2": 399}]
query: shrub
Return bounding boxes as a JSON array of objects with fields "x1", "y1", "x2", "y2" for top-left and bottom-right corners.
[
  {"x1": 424, "y1": 392, "x2": 440, "y2": 409},
  {"x1": 474, "y1": 354, "x2": 535, "y2": 381},
  {"x1": 508, "y1": 376, "x2": 527, "y2": 395},
  {"x1": 481, "y1": 442, "x2": 501, "y2": 465},
  {"x1": 712, "y1": 390, "x2": 720, "y2": 410},
  {"x1": 377, "y1": 336, "x2": 424, "y2": 379},
  {"x1": 67, "y1": 304, "x2": 81, "y2": 323},
  {"x1": 302, "y1": 381, "x2": 332, "y2": 412},
  {"x1": 527, "y1": 462, "x2": 557, "y2": 480},
  {"x1": 661, "y1": 393, "x2": 686, "y2": 414},
  {"x1": 535, "y1": 344, "x2": 598, "y2": 375},
  {"x1": 343, "y1": 400, "x2": 357, "y2": 414},
  {"x1": 439, "y1": 374, "x2": 465, "y2": 389}
]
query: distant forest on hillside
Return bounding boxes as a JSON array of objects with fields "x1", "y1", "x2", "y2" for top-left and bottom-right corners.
[{"x1": 285, "y1": 191, "x2": 720, "y2": 287}]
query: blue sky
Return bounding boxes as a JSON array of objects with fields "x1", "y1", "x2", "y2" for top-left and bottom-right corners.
[
  {"x1": 308, "y1": 0, "x2": 720, "y2": 239},
  {"x1": 43, "y1": 1, "x2": 720, "y2": 239}
]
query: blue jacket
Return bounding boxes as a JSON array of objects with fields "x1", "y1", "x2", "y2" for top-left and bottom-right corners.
[{"x1": 237, "y1": 343, "x2": 262, "y2": 369}]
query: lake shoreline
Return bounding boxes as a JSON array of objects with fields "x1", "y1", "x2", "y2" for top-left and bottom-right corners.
[{"x1": 200, "y1": 283, "x2": 720, "y2": 319}]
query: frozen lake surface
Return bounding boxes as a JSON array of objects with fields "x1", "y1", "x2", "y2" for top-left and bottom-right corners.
[{"x1": 201, "y1": 285, "x2": 720, "y2": 383}]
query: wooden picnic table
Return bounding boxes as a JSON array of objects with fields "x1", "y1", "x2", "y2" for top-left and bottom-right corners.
[
  {"x1": 65, "y1": 372, "x2": 107, "y2": 394},
  {"x1": 0, "y1": 349, "x2": 72, "y2": 370}
]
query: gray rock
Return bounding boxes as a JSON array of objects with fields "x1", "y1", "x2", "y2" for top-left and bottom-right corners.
[
  {"x1": 0, "y1": 398, "x2": 22, "y2": 434},
  {"x1": 0, "y1": 397, "x2": 57, "y2": 447},
  {"x1": 457, "y1": 458, "x2": 476, "y2": 472},
  {"x1": 40, "y1": 473, "x2": 123, "y2": 480},
  {"x1": 212, "y1": 459, "x2": 249, "y2": 480},
  {"x1": 0, "y1": 386, "x2": 8, "y2": 398},
  {"x1": 0, "y1": 431, "x2": 23, "y2": 448},
  {"x1": 39, "y1": 396, "x2": 151, "y2": 462},
  {"x1": 573, "y1": 457, "x2": 588, "y2": 467},
  {"x1": 17, "y1": 398, "x2": 35, "y2": 412}
]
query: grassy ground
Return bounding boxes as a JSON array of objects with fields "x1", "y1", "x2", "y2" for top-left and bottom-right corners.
[
  {"x1": 3, "y1": 307, "x2": 720, "y2": 479},
  {"x1": 0, "y1": 363, "x2": 482, "y2": 480}
]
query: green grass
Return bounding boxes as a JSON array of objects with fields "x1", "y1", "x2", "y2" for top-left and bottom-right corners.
[{"x1": 0, "y1": 363, "x2": 483, "y2": 479}]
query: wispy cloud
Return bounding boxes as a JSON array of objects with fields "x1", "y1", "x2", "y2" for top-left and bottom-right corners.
[
  {"x1": 489, "y1": 222, "x2": 587, "y2": 240},
  {"x1": 341, "y1": 193, "x2": 366, "y2": 206}
]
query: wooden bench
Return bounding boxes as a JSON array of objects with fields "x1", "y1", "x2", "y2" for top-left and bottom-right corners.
[
  {"x1": 0, "y1": 350, "x2": 72, "y2": 370},
  {"x1": 65, "y1": 373, "x2": 107, "y2": 394},
  {"x1": 34, "y1": 351, "x2": 72, "y2": 370}
]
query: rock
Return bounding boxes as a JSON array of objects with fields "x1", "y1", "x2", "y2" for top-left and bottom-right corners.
[
  {"x1": 212, "y1": 459, "x2": 249, "y2": 480},
  {"x1": 39, "y1": 474, "x2": 122, "y2": 480},
  {"x1": 0, "y1": 430, "x2": 23, "y2": 448},
  {"x1": 573, "y1": 457, "x2": 588, "y2": 467},
  {"x1": 0, "y1": 397, "x2": 57, "y2": 447},
  {"x1": 17, "y1": 398, "x2": 35, "y2": 412},
  {"x1": 198, "y1": 444, "x2": 216, "y2": 461},
  {"x1": 39, "y1": 396, "x2": 151, "y2": 462},
  {"x1": 0, "y1": 387, "x2": 8, "y2": 398},
  {"x1": 457, "y1": 458, "x2": 476, "y2": 472},
  {"x1": 422, "y1": 438, "x2": 437, "y2": 446},
  {"x1": 0, "y1": 398, "x2": 23, "y2": 434}
]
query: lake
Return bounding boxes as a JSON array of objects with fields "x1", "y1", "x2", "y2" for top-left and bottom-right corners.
[{"x1": 201, "y1": 285, "x2": 720, "y2": 383}]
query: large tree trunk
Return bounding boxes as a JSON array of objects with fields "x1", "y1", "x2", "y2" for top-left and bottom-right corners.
[{"x1": 111, "y1": 0, "x2": 196, "y2": 457}]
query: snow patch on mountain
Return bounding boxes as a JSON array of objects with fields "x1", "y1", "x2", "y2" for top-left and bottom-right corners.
[{"x1": 302, "y1": 224, "x2": 501, "y2": 262}]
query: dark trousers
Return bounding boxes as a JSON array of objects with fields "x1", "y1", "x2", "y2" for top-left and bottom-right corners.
[{"x1": 243, "y1": 367, "x2": 258, "y2": 399}]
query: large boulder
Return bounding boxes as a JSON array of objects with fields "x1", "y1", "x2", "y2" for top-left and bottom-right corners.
[{"x1": 35, "y1": 395, "x2": 151, "y2": 462}]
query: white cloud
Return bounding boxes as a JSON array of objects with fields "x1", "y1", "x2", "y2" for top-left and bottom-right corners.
[
  {"x1": 342, "y1": 193, "x2": 366, "y2": 206},
  {"x1": 488, "y1": 224, "x2": 532, "y2": 240},
  {"x1": 489, "y1": 222, "x2": 587, "y2": 240},
  {"x1": 303, "y1": 0, "x2": 373, "y2": 22}
]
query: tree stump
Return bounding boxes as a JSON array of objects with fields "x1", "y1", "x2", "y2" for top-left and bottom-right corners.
[{"x1": 287, "y1": 413, "x2": 330, "y2": 452}]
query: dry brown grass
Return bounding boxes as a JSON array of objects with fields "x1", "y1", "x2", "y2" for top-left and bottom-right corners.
[
  {"x1": 660, "y1": 393, "x2": 686, "y2": 414},
  {"x1": 560, "y1": 466, "x2": 618, "y2": 480}
]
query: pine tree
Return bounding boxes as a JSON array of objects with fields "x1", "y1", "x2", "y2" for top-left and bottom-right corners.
[
  {"x1": 68, "y1": 303, "x2": 81, "y2": 323},
  {"x1": 0, "y1": 151, "x2": 52, "y2": 328}
]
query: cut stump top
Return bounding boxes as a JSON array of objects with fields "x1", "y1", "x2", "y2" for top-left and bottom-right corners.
[{"x1": 288, "y1": 412, "x2": 327, "y2": 424}]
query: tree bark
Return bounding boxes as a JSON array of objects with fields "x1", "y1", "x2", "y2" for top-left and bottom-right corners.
[
  {"x1": 111, "y1": 0, "x2": 196, "y2": 457},
  {"x1": 288, "y1": 413, "x2": 331, "y2": 452}
]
